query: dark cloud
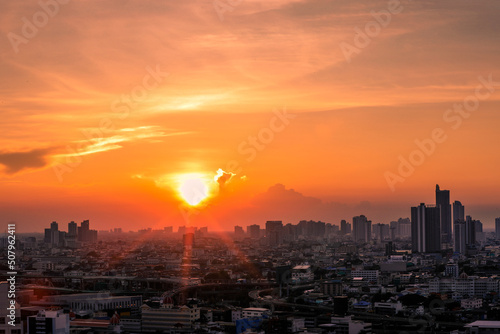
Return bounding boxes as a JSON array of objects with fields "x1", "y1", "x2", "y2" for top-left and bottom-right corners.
[
  {"x1": 0, "y1": 148, "x2": 53, "y2": 174},
  {"x1": 217, "y1": 183, "x2": 390, "y2": 225},
  {"x1": 214, "y1": 168, "x2": 235, "y2": 191}
]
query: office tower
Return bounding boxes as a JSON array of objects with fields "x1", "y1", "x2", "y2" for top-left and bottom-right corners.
[
  {"x1": 352, "y1": 215, "x2": 371, "y2": 243},
  {"x1": 454, "y1": 219, "x2": 466, "y2": 254},
  {"x1": 496, "y1": 218, "x2": 500, "y2": 239},
  {"x1": 44, "y1": 221, "x2": 60, "y2": 246},
  {"x1": 436, "y1": 184, "x2": 452, "y2": 244},
  {"x1": 465, "y1": 216, "x2": 476, "y2": 246},
  {"x1": 266, "y1": 221, "x2": 283, "y2": 246},
  {"x1": 68, "y1": 221, "x2": 77, "y2": 237},
  {"x1": 247, "y1": 224, "x2": 261, "y2": 239},
  {"x1": 453, "y1": 201, "x2": 465, "y2": 224},
  {"x1": 50, "y1": 221, "x2": 58, "y2": 231},
  {"x1": 44, "y1": 228, "x2": 51, "y2": 243},
  {"x1": 77, "y1": 220, "x2": 97, "y2": 243},
  {"x1": 340, "y1": 220, "x2": 348, "y2": 235},
  {"x1": 411, "y1": 203, "x2": 441, "y2": 253}
]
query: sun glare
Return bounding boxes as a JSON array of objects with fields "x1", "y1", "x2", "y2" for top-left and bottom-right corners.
[{"x1": 179, "y1": 177, "x2": 209, "y2": 206}]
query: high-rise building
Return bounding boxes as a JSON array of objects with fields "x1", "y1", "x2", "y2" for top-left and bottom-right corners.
[
  {"x1": 68, "y1": 221, "x2": 77, "y2": 237},
  {"x1": 452, "y1": 200, "x2": 466, "y2": 254},
  {"x1": 234, "y1": 225, "x2": 245, "y2": 238},
  {"x1": 340, "y1": 220, "x2": 348, "y2": 235},
  {"x1": 465, "y1": 216, "x2": 476, "y2": 246},
  {"x1": 436, "y1": 184, "x2": 452, "y2": 244},
  {"x1": 77, "y1": 220, "x2": 97, "y2": 243},
  {"x1": 247, "y1": 224, "x2": 261, "y2": 239},
  {"x1": 454, "y1": 219, "x2": 466, "y2": 254},
  {"x1": 453, "y1": 201, "x2": 465, "y2": 224},
  {"x1": 266, "y1": 221, "x2": 283, "y2": 246},
  {"x1": 496, "y1": 218, "x2": 500, "y2": 240},
  {"x1": 372, "y1": 223, "x2": 389, "y2": 242},
  {"x1": 411, "y1": 203, "x2": 441, "y2": 253},
  {"x1": 352, "y1": 215, "x2": 371, "y2": 243},
  {"x1": 398, "y1": 218, "x2": 411, "y2": 238}
]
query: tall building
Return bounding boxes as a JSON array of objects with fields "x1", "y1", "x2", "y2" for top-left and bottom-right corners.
[
  {"x1": 372, "y1": 223, "x2": 389, "y2": 242},
  {"x1": 454, "y1": 219, "x2": 466, "y2": 254},
  {"x1": 453, "y1": 201, "x2": 465, "y2": 224},
  {"x1": 68, "y1": 221, "x2": 77, "y2": 237},
  {"x1": 496, "y1": 218, "x2": 500, "y2": 240},
  {"x1": 452, "y1": 200, "x2": 466, "y2": 254},
  {"x1": 266, "y1": 221, "x2": 283, "y2": 246},
  {"x1": 436, "y1": 184, "x2": 452, "y2": 244},
  {"x1": 340, "y1": 220, "x2": 348, "y2": 235},
  {"x1": 398, "y1": 218, "x2": 411, "y2": 238},
  {"x1": 247, "y1": 224, "x2": 261, "y2": 239},
  {"x1": 234, "y1": 225, "x2": 245, "y2": 238},
  {"x1": 465, "y1": 216, "x2": 476, "y2": 246},
  {"x1": 27, "y1": 310, "x2": 69, "y2": 334},
  {"x1": 352, "y1": 215, "x2": 371, "y2": 243},
  {"x1": 411, "y1": 203, "x2": 441, "y2": 253}
]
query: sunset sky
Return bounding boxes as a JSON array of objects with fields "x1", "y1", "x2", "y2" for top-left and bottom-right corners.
[{"x1": 1, "y1": 0, "x2": 499, "y2": 232}]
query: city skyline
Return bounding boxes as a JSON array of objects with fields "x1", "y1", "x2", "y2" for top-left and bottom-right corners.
[{"x1": 5, "y1": 182, "x2": 500, "y2": 233}]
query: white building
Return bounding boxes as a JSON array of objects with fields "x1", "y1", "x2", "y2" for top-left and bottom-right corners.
[
  {"x1": 351, "y1": 270, "x2": 379, "y2": 283},
  {"x1": 27, "y1": 310, "x2": 69, "y2": 334},
  {"x1": 291, "y1": 265, "x2": 314, "y2": 283},
  {"x1": 429, "y1": 275, "x2": 500, "y2": 299},
  {"x1": 141, "y1": 304, "x2": 200, "y2": 331},
  {"x1": 461, "y1": 298, "x2": 483, "y2": 309},
  {"x1": 242, "y1": 308, "x2": 269, "y2": 318}
]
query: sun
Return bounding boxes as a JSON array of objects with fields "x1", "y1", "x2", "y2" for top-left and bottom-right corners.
[{"x1": 179, "y1": 177, "x2": 209, "y2": 206}]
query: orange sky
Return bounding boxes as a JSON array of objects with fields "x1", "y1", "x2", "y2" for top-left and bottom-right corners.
[{"x1": 1, "y1": 0, "x2": 499, "y2": 232}]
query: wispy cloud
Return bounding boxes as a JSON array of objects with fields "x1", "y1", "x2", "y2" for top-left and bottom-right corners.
[{"x1": 57, "y1": 126, "x2": 192, "y2": 158}]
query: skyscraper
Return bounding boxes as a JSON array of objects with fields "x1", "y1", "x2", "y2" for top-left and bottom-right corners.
[
  {"x1": 465, "y1": 216, "x2": 476, "y2": 246},
  {"x1": 68, "y1": 221, "x2": 77, "y2": 237},
  {"x1": 452, "y1": 200, "x2": 466, "y2": 254},
  {"x1": 454, "y1": 219, "x2": 466, "y2": 254},
  {"x1": 340, "y1": 220, "x2": 348, "y2": 235},
  {"x1": 411, "y1": 203, "x2": 441, "y2": 253},
  {"x1": 436, "y1": 185, "x2": 451, "y2": 245},
  {"x1": 352, "y1": 215, "x2": 371, "y2": 243},
  {"x1": 453, "y1": 201, "x2": 465, "y2": 224}
]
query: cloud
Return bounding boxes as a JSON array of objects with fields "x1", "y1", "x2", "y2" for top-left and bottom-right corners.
[
  {"x1": 214, "y1": 168, "x2": 236, "y2": 190},
  {"x1": 58, "y1": 126, "x2": 191, "y2": 158},
  {"x1": 0, "y1": 148, "x2": 54, "y2": 174},
  {"x1": 213, "y1": 183, "x2": 392, "y2": 226}
]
